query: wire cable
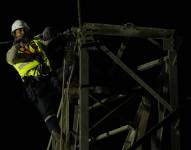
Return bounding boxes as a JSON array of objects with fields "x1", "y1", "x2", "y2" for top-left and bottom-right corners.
[{"x1": 0, "y1": 40, "x2": 12, "y2": 45}]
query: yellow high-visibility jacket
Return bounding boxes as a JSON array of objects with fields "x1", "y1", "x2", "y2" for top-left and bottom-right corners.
[{"x1": 6, "y1": 37, "x2": 51, "y2": 79}]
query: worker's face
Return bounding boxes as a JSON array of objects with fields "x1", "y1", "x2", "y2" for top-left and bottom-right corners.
[{"x1": 15, "y1": 28, "x2": 25, "y2": 38}]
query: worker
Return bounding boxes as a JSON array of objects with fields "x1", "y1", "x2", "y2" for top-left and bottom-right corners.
[{"x1": 6, "y1": 19, "x2": 65, "y2": 142}]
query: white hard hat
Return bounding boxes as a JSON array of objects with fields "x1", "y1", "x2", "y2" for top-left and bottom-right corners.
[{"x1": 11, "y1": 19, "x2": 30, "y2": 34}]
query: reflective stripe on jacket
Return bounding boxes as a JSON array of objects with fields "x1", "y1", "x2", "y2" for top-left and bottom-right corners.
[{"x1": 13, "y1": 60, "x2": 40, "y2": 77}]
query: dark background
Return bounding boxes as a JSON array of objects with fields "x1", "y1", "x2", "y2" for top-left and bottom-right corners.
[{"x1": 0, "y1": 1, "x2": 190, "y2": 149}]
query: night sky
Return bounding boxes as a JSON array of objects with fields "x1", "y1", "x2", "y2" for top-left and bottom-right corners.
[{"x1": 0, "y1": 1, "x2": 190, "y2": 150}]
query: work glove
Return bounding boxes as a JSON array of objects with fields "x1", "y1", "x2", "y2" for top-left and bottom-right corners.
[{"x1": 42, "y1": 26, "x2": 58, "y2": 41}]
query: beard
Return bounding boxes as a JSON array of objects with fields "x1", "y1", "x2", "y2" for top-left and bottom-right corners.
[{"x1": 14, "y1": 36, "x2": 30, "y2": 44}]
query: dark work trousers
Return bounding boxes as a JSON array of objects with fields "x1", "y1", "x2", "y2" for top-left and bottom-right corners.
[{"x1": 23, "y1": 74, "x2": 61, "y2": 133}]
